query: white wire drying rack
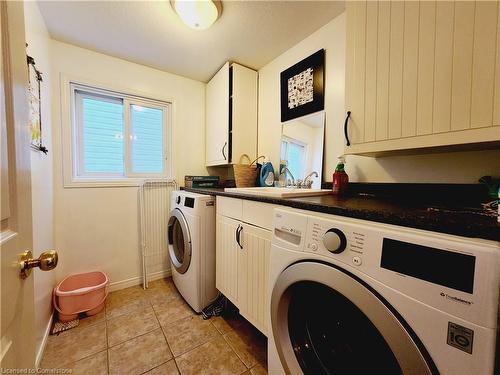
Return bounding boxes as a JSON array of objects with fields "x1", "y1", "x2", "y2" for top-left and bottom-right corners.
[{"x1": 139, "y1": 178, "x2": 178, "y2": 289}]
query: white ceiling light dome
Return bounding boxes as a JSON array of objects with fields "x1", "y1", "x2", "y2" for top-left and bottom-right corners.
[{"x1": 171, "y1": 0, "x2": 222, "y2": 30}]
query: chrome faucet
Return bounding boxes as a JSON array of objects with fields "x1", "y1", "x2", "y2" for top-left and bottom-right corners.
[
  {"x1": 280, "y1": 166, "x2": 295, "y2": 187},
  {"x1": 302, "y1": 171, "x2": 318, "y2": 188}
]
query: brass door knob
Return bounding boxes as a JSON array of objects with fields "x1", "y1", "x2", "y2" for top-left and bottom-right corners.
[{"x1": 19, "y1": 250, "x2": 58, "y2": 279}]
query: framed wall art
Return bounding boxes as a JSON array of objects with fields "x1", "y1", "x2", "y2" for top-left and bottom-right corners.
[
  {"x1": 280, "y1": 49, "x2": 325, "y2": 122},
  {"x1": 27, "y1": 54, "x2": 48, "y2": 154}
]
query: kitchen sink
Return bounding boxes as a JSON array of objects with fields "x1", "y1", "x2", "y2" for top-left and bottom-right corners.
[{"x1": 224, "y1": 187, "x2": 331, "y2": 198}]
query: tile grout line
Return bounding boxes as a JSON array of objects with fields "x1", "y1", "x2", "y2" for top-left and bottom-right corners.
[
  {"x1": 86, "y1": 281, "x2": 264, "y2": 374},
  {"x1": 43, "y1": 318, "x2": 109, "y2": 370},
  {"x1": 61, "y1": 348, "x2": 108, "y2": 372},
  {"x1": 106, "y1": 306, "x2": 160, "y2": 348},
  {"x1": 107, "y1": 326, "x2": 165, "y2": 350},
  {"x1": 167, "y1": 329, "x2": 218, "y2": 359},
  {"x1": 150, "y1": 296, "x2": 179, "y2": 373},
  {"x1": 148, "y1": 282, "x2": 206, "y2": 374},
  {"x1": 221, "y1": 332, "x2": 252, "y2": 370}
]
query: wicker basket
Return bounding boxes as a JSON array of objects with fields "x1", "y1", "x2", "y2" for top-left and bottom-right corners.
[{"x1": 233, "y1": 154, "x2": 265, "y2": 188}]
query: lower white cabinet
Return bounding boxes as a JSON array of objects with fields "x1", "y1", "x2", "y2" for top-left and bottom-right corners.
[
  {"x1": 215, "y1": 197, "x2": 272, "y2": 335},
  {"x1": 237, "y1": 222, "x2": 271, "y2": 335},
  {"x1": 216, "y1": 215, "x2": 240, "y2": 304}
]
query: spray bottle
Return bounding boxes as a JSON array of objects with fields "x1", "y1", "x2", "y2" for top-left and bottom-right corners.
[{"x1": 332, "y1": 156, "x2": 349, "y2": 196}]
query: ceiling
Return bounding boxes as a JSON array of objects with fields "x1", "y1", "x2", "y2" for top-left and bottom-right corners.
[{"x1": 38, "y1": 1, "x2": 345, "y2": 82}]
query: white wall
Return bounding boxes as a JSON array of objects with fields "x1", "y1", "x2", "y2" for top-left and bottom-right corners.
[
  {"x1": 51, "y1": 41, "x2": 206, "y2": 288},
  {"x1": 258, "y1": 13, "x2": 500, "y2": 183},
  {"x1": 24, "y1": 1, "x2": 55, "y2": 364}
]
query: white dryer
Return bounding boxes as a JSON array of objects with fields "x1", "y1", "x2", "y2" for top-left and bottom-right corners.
[
  {"x1": 268, "y1": 207, "x2": 499, "y2": 375},
  {"x1": 167, "y1": 191, "x2": 218, "y2": 312}
]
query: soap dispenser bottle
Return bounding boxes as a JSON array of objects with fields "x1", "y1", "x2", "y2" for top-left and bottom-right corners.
[
  {"x1": 332, "y1": 156, "x2": 349, "y2": 196},
  {"x1": 259, "y1": 159, "x2": 275, "y2": 187}
]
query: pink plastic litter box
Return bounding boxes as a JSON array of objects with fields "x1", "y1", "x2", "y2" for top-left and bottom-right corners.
[{"x1": 53, "y1": 271, "x2": 109, "y2": 322}]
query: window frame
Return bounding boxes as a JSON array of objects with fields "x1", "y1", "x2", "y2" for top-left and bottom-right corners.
[
  {"x1": 281, "y1": 135, "x2": 307, "y2": 180},
  {"x1": 64, "y1": 79, "x2": 173, "y2": 187}
]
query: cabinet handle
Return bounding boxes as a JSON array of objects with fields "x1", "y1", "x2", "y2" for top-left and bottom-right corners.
[
  {"x1": 222, "y1": 142, "x2": 227, "y2": 160},
  {"x1": 235, "y1": 224, "x2": 240, "y2": 247},
  {"x1": 235, "y1": 225, "x2": 243, "y2": 249},
  {"x1": 344, "y1": 111, "x2": 351, "y2": 146}
]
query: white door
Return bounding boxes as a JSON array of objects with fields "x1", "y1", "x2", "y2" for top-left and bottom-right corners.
[{"x1": 1, "y1": 2, "x2": 38, "y2": 369}]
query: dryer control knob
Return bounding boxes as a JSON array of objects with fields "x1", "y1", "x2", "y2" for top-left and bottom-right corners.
[
  {"x1": 176, "y1": 196, "x2": 181, "y2": 204},
  {"x1": 322, "y1": 229, "x2": 347, "y2": 254}
]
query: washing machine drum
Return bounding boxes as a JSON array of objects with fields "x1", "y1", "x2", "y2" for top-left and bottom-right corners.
[
  {"x1": 271, "y1": 261, "x2": 436, "y2": 375},
  {"x1": 167, "y1": 209, "x2": 192, "y2": 274}
]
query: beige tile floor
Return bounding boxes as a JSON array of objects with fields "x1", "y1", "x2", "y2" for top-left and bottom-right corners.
[{"x1": 40, "y1": 278, "x2": 267, "y2": 375}]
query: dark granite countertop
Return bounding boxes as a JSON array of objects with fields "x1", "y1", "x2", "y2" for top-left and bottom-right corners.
[{"x1": 183, "y1": 186, "x2": 500, "y2": 242}]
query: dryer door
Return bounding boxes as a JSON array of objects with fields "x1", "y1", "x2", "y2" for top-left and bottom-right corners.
[
  {"x1": 167, "y1": 208, "x2": 192, "y2": 274},
  {"x1": 271, "y1": 261, "x2": 436, "y2": 375}
]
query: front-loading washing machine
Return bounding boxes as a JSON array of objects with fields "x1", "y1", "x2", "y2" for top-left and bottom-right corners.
[
  {"x1": 167, "y1": 191, "x2": 218, "y2": 312},
  {"x1": 268, "y1": 207, "x2": 499, "y2": 374}
]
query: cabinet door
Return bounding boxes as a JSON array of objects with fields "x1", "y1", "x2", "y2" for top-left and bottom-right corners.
[
  {"x1": 232, "y1": 63, "x2": 258, "y2": 162},
  {"x1": 345, "y1": 1, "x2": 500, "y2": 155},
  {"x1": 206, "y1": 62, "x2": 229, "y2": 166},
  {"x1": 215, "y1": 214, "x2": 239, "y2": 304},
  {"x1": 237, "y1": 223, "x2": 271, "y2": 335}
]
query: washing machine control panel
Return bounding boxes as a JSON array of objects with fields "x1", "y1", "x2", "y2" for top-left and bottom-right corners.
[{"x1": 306, "y1": 219, "x2": 368, "y2": 268}]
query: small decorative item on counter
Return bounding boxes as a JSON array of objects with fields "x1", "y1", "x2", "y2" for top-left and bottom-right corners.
[
  {"x1": 185, "y1": 175, "x2": 220, "y2": 188},
  {"x1": 233, "y1": 154, "x2": 265, "y2": 188},
  {"x1": 478, "y1": 176, "x2": 500, "y2": 222},
  {"x1": 332, "y1": 156, "x2": 349, "y2": 196},
  {"x1": 259, "y1": 160, "x2": 275, "y2": 187},
  {"x1": 479, "y1": 176, "x2": 500, "y2": 200},
  {"x1": 275, "y1": 160, "x2": 289, "y2": 187}
]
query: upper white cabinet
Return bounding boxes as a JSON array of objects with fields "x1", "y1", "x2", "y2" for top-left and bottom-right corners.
[
  {"x1": 345, "y1": 1, "x2": 500, "y2": 156},
  {"x1": 205, "y1": 62, "x2": 258, "y2": 166},
  {"x1": 206, "y1": 62, "x2": 230, "y2": 166}
]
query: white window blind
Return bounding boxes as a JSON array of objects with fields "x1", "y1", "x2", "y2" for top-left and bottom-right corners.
[
  {"x1": 79, "y1": 94, "x2": 124, "y2": 174},
  {"x1": 72, "y1": 84, "x2": 170, "y2": 182},
  {"x1": 130, "y1": 104, "x2": 164, "y2": 174}
]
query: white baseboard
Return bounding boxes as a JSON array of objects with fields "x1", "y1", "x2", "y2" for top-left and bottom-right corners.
[
  {"x1": 35, "y1": 313, "x2": 53, "y2": 368},
  {"x1": 108, "y1": 268, "x2": 172, "y2": 292}
]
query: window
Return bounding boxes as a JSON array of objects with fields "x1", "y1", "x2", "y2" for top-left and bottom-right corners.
[
  {"x1": 281, "y1": 137, "x2": 306, "y2": 180},
  {"x1": 71, "y1": 83, "x2": 170, "y2": 183}
]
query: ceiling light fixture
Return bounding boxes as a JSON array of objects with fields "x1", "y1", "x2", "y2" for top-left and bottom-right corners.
[{"x1": 170, "y1": 0, "x2": 222, "y2": 31}]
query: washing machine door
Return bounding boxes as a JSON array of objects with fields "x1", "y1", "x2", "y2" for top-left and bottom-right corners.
[
  {"x1": 271, "y1": 261, "x2": 436, "y2": 375},
  {"x1": 167, "y1": 208, "x2": 191, "y2": 274}
]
